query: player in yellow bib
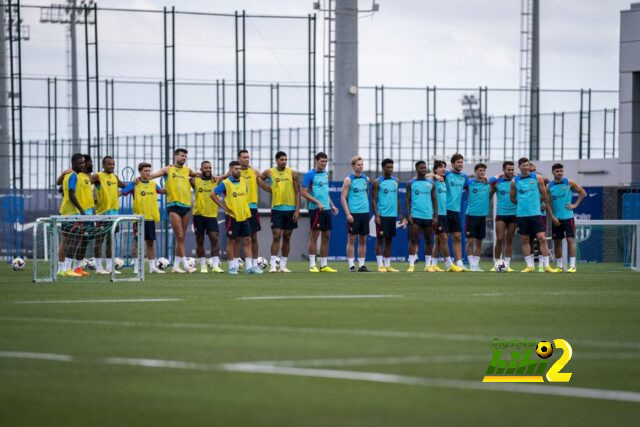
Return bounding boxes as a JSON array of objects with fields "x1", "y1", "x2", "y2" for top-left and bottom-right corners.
[
  {"x1": 122, "y1": 162, "x2": 167, "y2": 274},
  {"x1": 212, "y1": 160, "x2": 262, "y2": 275},
  {"x1": 190, "y1": 160, "x2": 228, "y2": 273},
  {"x1": 91, "y1": 155, "x2": 126, "y2": 274},
  {"x1": 149, "y1": 148, "x2": 200, "y2": 273},
  {"x1": 260, "y1": 151, "x2": 300, "y2": 273}
]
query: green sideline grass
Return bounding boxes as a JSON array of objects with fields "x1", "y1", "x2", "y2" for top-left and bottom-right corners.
[{"x1": 0, "y1": 262, "x2": 639, "y2": 426}]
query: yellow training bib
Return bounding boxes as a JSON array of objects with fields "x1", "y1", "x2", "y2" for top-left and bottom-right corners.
[
  {"x1": 95, "y1": 171, "x2": 119, "y2": 214},
  {"x1": 222, "y1": 177, "x2": 251, "y2": 222},
  {"x1": 59, "y1": 172, "x2": 80, "y2": 215},
  {"x1": 76, "y1": 172, "x2": 95, "y2": 211},
  {"x1": 166, "y1": 165, "x2": 192, "y2": 207},
  {"x1": 270, "y1": 167, "x2": 296, "y2": 208},
  {"x1": 193, "y1": 177, "x2": 218, "y2": 218},
  {"x1": 133, "y1": 180, "x2": 160, "y2": 222},
  {"x1": 241, "y1": 167, "x2": 258, "y2": 206}
]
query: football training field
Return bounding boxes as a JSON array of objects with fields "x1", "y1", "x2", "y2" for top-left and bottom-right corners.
[{"x1": 1, "y1": 262, "x2": 639, "y2": 426}]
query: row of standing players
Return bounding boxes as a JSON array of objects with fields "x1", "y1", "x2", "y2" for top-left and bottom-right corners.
[{"x1": 55, "y1": 149, "x2": 586, "y2": 276}]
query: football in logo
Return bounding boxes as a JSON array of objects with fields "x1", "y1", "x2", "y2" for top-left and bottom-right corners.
[
  {"x1": 232, "y1": 192, "x2": 238, "y2": 197},
  {"x1": 276, "y1": 177, "x2": 281, "y2": 182},
  {"x1": 354, "y1": 188, "x2": 359, "y2": 193},
  {"x1": 473, "y1": 188, "x2": 478, "y2": 193},
  {"x1": 384, "y1": 189, "x2": 389, "y2": 194},
  {"x1": 535, "y1": 341, "x2": 553, "y2": 359},
  {"x1": 141, "y1": 191, "x2": 146, "y2": 196},
  {"x1": 198, "y1": 188, "x2": 203, "y2": 192},
  {"x1": 415, "y1": 190, "x2": 419, "y2": 195}
]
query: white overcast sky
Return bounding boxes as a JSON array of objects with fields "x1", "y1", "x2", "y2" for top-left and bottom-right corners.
[{"x1": 17, "y1": 0, "x2": 633, "y2": 137}]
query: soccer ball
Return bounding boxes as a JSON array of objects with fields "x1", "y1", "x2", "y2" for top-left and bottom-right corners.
[
  {"x1": 256, "y1": 257, "x2": 268, "y2": 269},
  {"x1": 186, "y1": 257, "x2": 196, "y2": 268},
  {"x1": 206, "y1": 258, "x2": 215, "y2": 269},
  {"x1": 536, "y1": 341, "x2": 554, "y2": 359},
  {"x1": 156, "y1": 257, "x2": 169, "y2": 270},
  {"x1": 493, "y1": 259, "x2": 507, "y2": 272},
  {"x1": 113, "y1": 257, "x2": 124, "y2": 270},
  {"x1": 11, "y1": 257, "x2": 25, "y2": 271},
  {"x1": 82, "y1": 258, "x2": 97, "y2": 271},
  {"x1": 237, "y1": 258, "x2": 244, "y2": 269}
]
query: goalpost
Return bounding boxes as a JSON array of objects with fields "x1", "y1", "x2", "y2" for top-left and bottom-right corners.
[
  {"x1": 32, "y1": 215, "x2": 145, "y2": 282},
  {"x1": 572, "y1": 219, "x2": 640, "y2": 272}
]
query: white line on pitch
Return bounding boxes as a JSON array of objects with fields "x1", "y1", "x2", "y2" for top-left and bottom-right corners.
[
  {"x1": 237, "y1": 294, "x2": 404, "y2": 301},
  {"x1": 102, "y1": 356, "x2": 640, "y2": 403},
  {"x1": 0, "y1": 351, "x2": 73, "y2": 362},
  {"x1": 8, "y1": 298, "x2": 183, "y2": 305},
  {"x1": 2, "y1": 316, "x2": 640, "y2": 351}
]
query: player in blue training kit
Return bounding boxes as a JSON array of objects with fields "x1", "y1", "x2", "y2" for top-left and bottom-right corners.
[
  {"x1": 430, "y1": 160, "x2": 458, "y2": 272},
  {"x1": 548, "y1": 163, "x2": 586, "y2": 273},
  {"x1": 465, "y1": 163, "x2": 494, "y2": 272},
  {"x1": 443, "y1": 153, "x2": 470, "y2": 270},
  {"x1": 490, "y1": 161, "x2": 518, "y2": 272},
  {"x1": 406, "y1": 161, "x2": 439, "y2": 272},
  {"x1": 302, "y1": 152, "x2": 339, "y2": 273},
  {"x1": 510, "y1": 157, "x2": 558, "y2": 273},
  {"x1": 372, "y1": 158, "x2": 403, "y2": 272},
  {"x1": 340, "y1": 156, "x2": 371, "y2": 272}
]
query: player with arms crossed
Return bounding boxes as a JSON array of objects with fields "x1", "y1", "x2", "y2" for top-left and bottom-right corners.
[
  {"x1": 340, "y1": 156, "x2": 371, "y2": 272},
  {"x1": 406, "y1": 161, "x2": 438, "y2": 272},
  {"x1": 465, "y1": 163, "x2": 493, "y2": 272},
  {"x1": 212, "y1": 161, "x2": 263, "y2": 275},
  {"x1": 302, "y1": 152, "x2": 339, "y2": 273},
  {"x1": 261, "y1": 151, "x2": 301, "y2": 273},
  {"x1": 372, "y1": 158, "x2": 403, "y2": 272},
  {"x1": 548, "y1": 163, "x2": 586, "y2": 273},
  {"x1": 149, "y1": 148, "x2": 199, "y2": 273},
  {"x1": 490, "y1": 161, "x2": 517, "y2": 272},
  {"x1": 510, "y1": 157, "x2": 558, "y2": 273}
]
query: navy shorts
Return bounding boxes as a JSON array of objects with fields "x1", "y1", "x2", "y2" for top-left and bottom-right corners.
[
  {"x1": 134, "y1": 220, "x2": 156, "y2": 241},
  {"x1": 517, "y1": 215, "x2": 545, "y2": 236},
  {"x1": 193, "y1": 215, "x2": 218, "y2": 236},
  {"x1": 248, "y1": 208, "x2": 261, "y2": 233},
  {"x1": 465, "y1": 215, "x2": 486, "y2": 240},
  {"x1": 310, "y1": 209, "x2": 332, "y2": 232},
  {"x1": 167, "y1": 205, "x2": 191, "y2": 217},
  {"x1": 271, "y1": 209, "x2": 298, "y2": 230},
  {"x1": 226, "y1": 216, "x2": 251, "y2": 238},
  {"x1": 447, "y1": 210, "x2": 462, "y2": 233},
  {"x1": 552, "y1": 218, "x2": 575, "y2": 239},
  {"x1": 435, "y1": 215, "x2": 448, "y2": 234},
  {"x1": 495, "y1": 215, "x2": 517, "y2": 225},
  {"x1": 412, "y1": 217, "x2": 433, "y2": 230},
  {"x1": 348, "y1": 213, "x2": 370, "y2": 235},
  {"x1": 376, "y1": 216, "x2": 396, "y2": 238}
]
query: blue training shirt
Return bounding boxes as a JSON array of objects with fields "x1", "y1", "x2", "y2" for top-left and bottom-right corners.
[
  {"x1": 466, "y1": 179, "x2": 491, "y2": 216},
  {"x1": 302, "y1": 169, "x2": 330, "y2": 210},
  {"x1": 435, "y1": 180, "x2": 447, "y2": 215},
  {"x1": 549, "y1": 178, "x2": 573, "y2": 220},
  {"x1": 409, "y1": 177, "x2": 435, "y2": 220},
  {"x1": 445, "y1": 170, "x2": 469, "y2": 212},
  {"x1": 376, "y1": 176, "x2": 399, "y2": 217},
  {"x1": 514, "y1": 172, "x2": 541, "y2": 217},
  {"x1": 490, "y1": 176, "x2": 517, "y2": 216},
  {"x1": 346, "y1": 174, "x2": 369, "y2": 214}
]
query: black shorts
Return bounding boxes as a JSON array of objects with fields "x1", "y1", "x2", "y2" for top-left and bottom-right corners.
[
  {"x1": 552, "y1": 218, "x2": 575, "y2": 239},
  {"x1": 226, "y1": 216, "x2": 251, "y2": 238},
  {"x1": 167, "y1": 205, "x2": 191, "y2": 217},
  {"x1": 495, "y1": 215, "x2": 517, "y2": 225},
  {"x1": 447, "y1": 210, "x2": 462, "y2": 233},
  {"x1": 376, "y1": 216, "x2": 396, "y2": 238},
  {"x1": 134, "y1": 220, "x2": 157, "y2": 241},
  {"x1": 412, "y1": 217, "x2": 433, "y2": 230},
  {"x1": 465, "y1": 215, "x2": 486, "y2": 240},
  {"x1": 310, "y1": 209, "x2": 332, "y2": 232},
  {"x1": 517, "y1": 215, "x2": 545, "y2": 236},
  {"x1": 193, "y1": 215, "x2": 218, "y2": 236},
  {"x1": 249, "y1": 208, "x2": 261, "y2": 233},
  {"x1": 348, "y1": 213, "x2": 370, "y2": 235},
  {"x1": 435, "y1": 215, "x2": 448, "y2": 234},
  {"x1": 271, "y1": 209, "x2": 298, "y2": 230},
  {"x1": 61, "y1": 221, "x2": 82, "y2": 236}
]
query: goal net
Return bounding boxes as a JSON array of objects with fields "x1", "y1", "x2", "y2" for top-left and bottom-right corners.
[
  {"x1": 32, "y1": 215, "x2": 145, "y2": 282},
  {"x1": 572, "y1": 220, "x2": 640, "y2": 272}
]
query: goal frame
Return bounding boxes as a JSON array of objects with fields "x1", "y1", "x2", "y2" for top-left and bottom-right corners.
[
  {"x1": 574, "y1": 219, "x2": 640, "y2": 272},
  {"x1": 32, "y1": 215, "x2": 145, "y2": 283}
]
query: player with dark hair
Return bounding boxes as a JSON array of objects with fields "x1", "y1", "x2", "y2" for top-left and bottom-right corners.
[
  {"x1": 490, "y1": 161, "x2": 517, "y2": 272},
  {"x1": 464, "y1": 163, "x2": 493, "y2": 271},
  {"x1": 372, "y1": 158, "x2": 403, "y2": 272},
  {"x1": 406, "y1": 160, "x2": 438, "y2": 272},
  {"x1": 548, "y1": 163, "x2": 586, "y2": 272},
  {"x1": 341, "y1": 156, "x2": 371, "y2": 272},
  {"x1": 443, "y1": 153, "x2": 469, "y2": 270},
  {"x1": 302, "y1": 152, "x2": 339, "y2": 272}
]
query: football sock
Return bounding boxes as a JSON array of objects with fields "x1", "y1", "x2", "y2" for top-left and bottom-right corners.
[
  {"x1": 348, "y1": 258, "x2": 355, "y2": 268},
  {"x1": 309, "y1": 254, "x2": 316, "y2": 267},
  {"x1": 525, "y1": 255, "x2": 534, "y2": 268},
  {"x1": 212, "y1": 256, "x2": 220, "y2": 267},
  {"x1": 270, "y1": 256, "x2": 278, "y2": 269},
  {"x1": 542, "y1": 256, "x2": 549, "y2": 268},
  {"x1": 408, "y1": 254, "x2": 416, "y2": 267},
  {"x1": 456, "y1": 259, "x2": 464, "y2": 268},
  {"x1": 106, "y1": 258, "x2": 113, "y2": 270},
  {"x1": 445, "y1": 257, "x2": 453, "y2": 268},
  {"x1": 556, "y1": 258, "x2": 563, "y2": 269},
  {"x1": 245, "y1": 258, "x2": 253, "y2": 269},
  {"x1": 173, "y1": 256, "x2": 180, "y2": 268},
  {"x1": 281, "y1": 257, "x2": 288, "y2": 267},
  {"x1": 95, "y1": 257, "x2": 103, "y2": 270},
  {"x1": 384, "y1": 257, "x2": 391, "y2": 267},
  {"x1": 504, "y1": 257, "x2": 511, "y2": 267},
  {"x1": 199, "y1": 257, "x2": 206, "y2": 268},
  {"x1": 377, "y1": 255, "x2": 384, "y2": 267},
  {"x1": 425, "y1": 255, "x2": 432, "y2": 267},
  {"x1": 57, "y1": 261, "x2": 65, "y2": 272},
  {"x1": 431, "y1": 258, "x2": 438, "y2": 267},
  {"x1": 569, "y1": 257, "x2": 576, "y2": 268},
  {"x1": 358, "y1": 257, "x2": 365, "y2": 267},
  {"x1": 319, "y1": 257, "x2": 328, "y2": 267}
]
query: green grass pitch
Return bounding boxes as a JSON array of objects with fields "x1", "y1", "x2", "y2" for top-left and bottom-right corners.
[{"x1": 1, "y1": 261, "x2": 639, "y2": 426}]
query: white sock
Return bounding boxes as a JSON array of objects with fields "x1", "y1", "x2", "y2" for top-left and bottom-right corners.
[
  {"x1": 456, "y1": 259, "x2": 464, "y2": 268},
  {"x1": 569, "y1": 257, "x2": 576, "y2": 268},
  {"x1": 358, "y1": 257, "x2": 365, "y2": 267},
  {"x1": 384, "y1": 257, "x2": 391, "y2": 267},
  {"x1": 348, "y1": 257, "x2": 355, "y2": 268},
  {"x1": 319, "y1": 257, "x2": 328, "y2": 267},
  {"x1": 132, "y1": 258, "x2": 138, "y2": 270},
  {"x1": 425, "y1": 255, "x2": 432, "y2": 267},
  {"x1": 431, "y1": 257, "x2": 438, "y2": 267},
  {"x1": 245, "y1": 258, "x2": 253, "y2": 269},
  {"x1": 505, "y1": 257, "x2": 511, "y2": 267},
  {"x1": 445, "y1": 257, "x2": 453, "y2": 268},
  {"x1": 309, "y1": 254, "x2": 316, "y2": 267},
  {"x1": 63, "y1": 258, "x2": 71, "y2": 270},
  {"x1": 556, "y1": 258, "x2": 563, "y2": 269},
  {"x1": 525, "y1": 255, "x2": 534, "y2": 268},
  {"x1": 106, "y1": 258, "x2": 113, "y2": 270},
  {"x1": 377, "y1": 255, "x2": 384, "y2": 267},
  {"x1": 212, "y1": 256, "x2": 220, "y2": 267},
  {"x1": 270, "y1": 256, "x2": 277, "y2": 269},
  {"x1": 95, "y1": 257, "x2": 103, "y2": 269},
  {"x1": 199, "y1": 257, "x2": 206, "y2": 268},
  {"x1": 149, "y1": 259, "x2": 156, "y2": 270},
  {"x1": 73, "y1": 259, "x2": 80, "y2": 269},
  {"x1": 281, "y1": 257, "x2": 288, "y2": 267},
  {"x1": 543, "y1": 256, "x2": 549, "y2": 268},
  {"x1": 174, "y1": 256, "x2": 180, "y2": 268},
  {"x1": 231, "y1": 259, "x2": 238, "y2": 269},
  {"x1": 408, "y1": 254, "x2": 416, "y2": 267},
  {"x1": 57, "y1": 261, "x2": 65, "y2": 272}
]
